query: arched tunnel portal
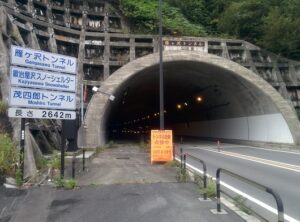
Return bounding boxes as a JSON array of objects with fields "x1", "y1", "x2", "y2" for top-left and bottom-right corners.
[{"x1": 79, "y1": 51, "x2": 300, "y2": 147}]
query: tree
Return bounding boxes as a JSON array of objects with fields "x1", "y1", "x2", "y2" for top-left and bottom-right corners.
[
  {"x1": 167, "y1": 0, "x2": 208, "y2": 25},
  {"x1": 119, "y1": 0, "x2": 206, "y2": 36},
  {"x1": 218, "y1": 0, "x2": 267, "y2": 42},
  {"x1": 260, "y1": 9, "x2": 300, "y2": 60}
]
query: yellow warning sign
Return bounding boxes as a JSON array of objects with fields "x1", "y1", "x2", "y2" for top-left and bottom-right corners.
[{"x1": 151, "y1": 130, "x2": 173, "y2": 163}]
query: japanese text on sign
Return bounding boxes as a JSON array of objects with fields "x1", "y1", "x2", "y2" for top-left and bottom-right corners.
[
  {"x1": 151, "y1": 130, "x2": 173, "y2": 163},
  {"x1": 163, "y1": 39, "x2": 205, "y2": 52},
  {"x1": 10, "y1": 66, "x2": 76, "y2": 92},
  {"x1": 10, "y1": 87, "x2": 76, "y2": 110},
  {"x1": 11, "y1": 45, "x2": 77, "y2": 74},
  {"x1": 8, "y1": 108, "x2": 76, "y2": 119}
]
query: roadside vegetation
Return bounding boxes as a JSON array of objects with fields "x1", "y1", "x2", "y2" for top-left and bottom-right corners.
[
  {"x1": 175, "y1": 168, "x2": 190, "y2": 182},
  {"x1": 54, "y1": 177, "x2": 77, "y2": 190},
  {"x1": 0, "y1": 133, "x2": 23, "y2": 186},
  {"x1": 0, "y1": 100, "x2": 7, "y2": 114},
  {"x1": 233, "y1": 195, "x2": 252, "y2": 215},
  {"x1": 120, "y1": 0, "x2": 300, "y2": 61},
  {"x1": 164, "y1": 160, "x2": 180, "y2": 167},
  {"x1": 0, "y1": 134, "x2": 18, "y2": 177},
  {"x1": 199, "y1": 178, "x2": 216, "y2": 198}
]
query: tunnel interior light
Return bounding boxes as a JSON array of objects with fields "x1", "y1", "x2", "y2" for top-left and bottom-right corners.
[
  {"x1": 184, "y1": 102, "x2": 188, "y2": 106},
  {"x1": 196, "y1": 96, "x2": 203, "y2": 102}
]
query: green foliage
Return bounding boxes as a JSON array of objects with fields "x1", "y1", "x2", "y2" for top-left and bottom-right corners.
[
  {"x1": 15, "y1": 168, "x2": 23, "y2": 187},
  {"x1": 260, "y1": 8, "x2": 300, "y2": 59},
  {"x1": 63, "y1": 179, "x2": 77, "y2": 190},
  {"x1": 194, "y1": 174, "x2": 204, "y2": 187},
  {"x1": 168, "y1": 0, "x2": 208, "y2": 25},
  {"x1": 164, "y1": 160, "x2": 179, "y2": 167},
  {"x1": 48, "y1": 152, "x2": 60, "y2": 170},
  {"x1": 209, "y1": 0, "x2": 300, "y2": 60},
  {"x1": 233, "y1": 195, "x2": 252, "y2": 214},
  {"x1": 119, "y1": 0, "x2": 300, "y2": 60},
  {"x1": 10, "y1": 30, "x2": 20, "y2": 42},
  {"x1": 96, "y1": 146, "x2": 106, "y2": 154},
  {"x1": 296, "y1": 108, "x2": 300, "y2": 120},
  {"x1": 0, "y1": 100, "x2": 8, "y2": 114},
  {"x1": 35, "y1": 156, "x2": 48, "y2": 170},
  {"x1": 218, "y1": 0, "x2": 267, "y2": 42},
  {"x1": 120, "y1": 0, "x2": 206, "y2": 36},
  {"x1": 200, "y1": 178, "x2": 216, "y2": 198},
  {"x1": 176, "y1": 168, "x2": 190, "y2": 182},
  {"x1": 54, "y1": 177, "x2": 77, "y2": 189},
  {"x1": 54, "y1": 176, "x2": 64, "y2": 187},
  {"x1": 0, "y1": 134, "x2": 18, "y2": 176}
]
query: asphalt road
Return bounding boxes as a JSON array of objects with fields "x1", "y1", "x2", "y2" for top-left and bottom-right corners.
[
  {"x1": 3, "y1": 184, "x2": 243, "y2": 222},
  {"x1": 177, "y1": 142, "x2": 300, "y2": 222}
]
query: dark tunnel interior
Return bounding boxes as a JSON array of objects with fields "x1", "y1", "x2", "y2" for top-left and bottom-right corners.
[{"x1": 104, "y1": 60, "x2": 280, "y2": 142}]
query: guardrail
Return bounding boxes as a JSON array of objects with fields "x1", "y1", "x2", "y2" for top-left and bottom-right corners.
[
  {"x1": 183, "y1": 153, "x2": 208, "y2": 200},
  {"x1": 72, "y1": 155, "x2": 76, "y2": 179},
  {"x1": 82, "y1": 148, "x2": 86, "y2": 171},
  {"x1": 178, "y1": 148, "x2": 208, "y2": 201},
  {"x1": 216, "y1": 168, "x2": 285, "y2": 222}
]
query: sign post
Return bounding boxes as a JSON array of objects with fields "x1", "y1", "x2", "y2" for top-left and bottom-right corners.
[
  {"x1": 61, "y1": 121, "x2": 65, "y2": 178},
  {"x1": 150, "y1": 130, "x2": 173, "y2": 164},
  {"x1": 20, "y1": 118, "x2": 25, "y2": 179},
  {"x1": 9, "y1": 45, "x2": 77, "y2": 180}
]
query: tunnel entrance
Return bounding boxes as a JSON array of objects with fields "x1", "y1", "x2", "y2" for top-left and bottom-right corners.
[{"x1": 79, "y1": 51, "x2": 300, "y2": 148}]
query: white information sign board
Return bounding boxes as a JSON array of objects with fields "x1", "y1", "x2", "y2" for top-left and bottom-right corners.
[
  {"x1": 8, "y1": 108, "x2": 76, "y2": 119},
  {"x1": 11, "y1": 45, "x2": 77, "y2": 74},
  {"x1": 10, "y1": 66, "x2": 76, "y2": 92},
  {"x1": 10, "y1": 87, "x2": 76, "y2": 110}
]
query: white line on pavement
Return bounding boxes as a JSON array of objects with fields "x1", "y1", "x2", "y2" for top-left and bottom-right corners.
[
  {"x1": 175, "y1": 157, "x2": 299, "y2": 222},
  {"x1": 186, "y1": 147, "x2": 300, "y2": 173}
]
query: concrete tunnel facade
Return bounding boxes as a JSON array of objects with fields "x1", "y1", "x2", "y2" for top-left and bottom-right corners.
[{"x1": 78, "y1": 50, "x2": 300, "y2": 148}]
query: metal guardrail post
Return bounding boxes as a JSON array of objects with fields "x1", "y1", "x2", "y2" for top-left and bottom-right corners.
[
  {"x1": 182, "y1": 153, "x2": 208, "y2": 200},
  {"x1": 72, "y1": 155, "x2": 75, "y2": 179},
  {"x1": 216, "y1": 169, "x2": 221, "y2": 212},
  {"x1": 183, "y1": 154, "x2": 186, "y2": 172},
  {"x1": 173, "y1": 144, "x2": 175, "y2": 160},
  {"x1": 180, "y1": 148, "x2": 183, "y2": 169},
  {"x1": 216, "y1": 168, "x2": 284, "y2": 222},
  {"x1": 82, "y1": 149, "x2": 85, "y2": 171},
  {"x1": 183, "y1": 154, "x2": 187, "y2": 183},
  {"x1": 266, "y1": 188, "x2": 285, "y2": 222},
  {"x1": 202, "y1": 161, "x2": 208, "y2": 200}
]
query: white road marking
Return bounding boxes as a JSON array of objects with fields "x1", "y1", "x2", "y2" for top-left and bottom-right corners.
[
  {"x1": 186, "y1": 146, "x2": 300, "y2": 173},
  {"x1": 191, "y1": 141, "x2": 300, "y2": 155},
  {"x1": 175, "y1": 156, "x2": 299, "y2": 222},
  {"x1": 240, "y1": 146, "x2": 300, "y2": 155}
]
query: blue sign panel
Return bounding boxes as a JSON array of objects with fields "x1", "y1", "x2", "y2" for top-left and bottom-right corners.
[
  {"x1": 11, "y1": 45, "x2": 77, "y2": 74},
  {"x1": 10, "y1": 66, "x2": 76, "y2": 92},
  {"x1": 10, "y1": 87, "x2": 76, "y2": 110}
]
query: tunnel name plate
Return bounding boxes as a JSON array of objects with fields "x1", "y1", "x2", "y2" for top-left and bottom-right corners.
[
  {"x1": 10, "y1": 66, "x2": 76, "y2": 92},
  {"x1": 11, "y1": 45, "x2": 77, "y2": 74},
  {"x1": 151, "y1": 130, "x2": 173, "y2": 163},
  {"x1": 9, "y1": 87, "x2": 76, "y2": 110}
]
